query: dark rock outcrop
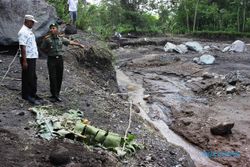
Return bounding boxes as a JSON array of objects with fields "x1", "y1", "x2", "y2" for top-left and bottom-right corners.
[
  {"x1": 0, "y1": 0, "x2": 57, "y2": 45},
  {"x1": 210, "y1": 122, "x2": 234, "y2": 136}
]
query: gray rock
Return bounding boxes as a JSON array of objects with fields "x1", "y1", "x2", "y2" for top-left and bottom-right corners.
[
  {"x1": 222, "y1": 46, "x2": 231, "y2": 53},
  {"x1": 202, "y1": 72, "x2": 214, "y2": 79},
  {"x1": 193, "y1": 55, "x2": 215, "y2": 65},
  {"x1": 0, "y1": 60, "x2": 2, "y2": 63},
  {"x1": 164, "y1": 42, "x2": 177, "y2": 52},
  {"x1": 199, "y1": 54, "x2": 215, "y2": 65},
  {"x1": 224, "y1": 71, "x2": 247, "y2": 85},
  {"x1": 226, "y1": 86, "x2": 236, "y2": 94},
  {"x1": 64, "y1": 24, "x2": 77, "y2": 35},
  {"x1": 230, "y1": 40, "x2": 247, "y2": 52},
  {"x1": 0, "y1": 0, "x2": 57, "y2": 45},
  {"x1": 49, "y1": 146, "x2": 70, "y2": 166},
  {"x1": 176, "y1": 44, "x2": 188, "y2": 54},
  {"x1": 203, "y1": 45, "x2": 211, "y2": 50},
  {"x1": 210, "y1": 122, "x2": 234, "y2": 136},
  {"x1": 185, "y1": 41, "x2": 203, "y2": 52},
  {"x1": 164, "y1": 42, "x2": 188, "y2": 54},
  {"x1": 222, "y1": 40, "x2": 247, "y2": 53}
]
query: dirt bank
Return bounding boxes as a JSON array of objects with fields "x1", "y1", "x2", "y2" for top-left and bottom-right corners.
[
  {"x1": 0, "y1": 34, "x2": 194, "y2": 166},
  {"x1": 114, "y1": 36, "x2": 250, "y2": 167}
]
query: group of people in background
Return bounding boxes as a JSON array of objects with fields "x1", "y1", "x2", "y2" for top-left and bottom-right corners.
[{"x1": 18, "y1": 10, "x2": 84, "y2": 104}]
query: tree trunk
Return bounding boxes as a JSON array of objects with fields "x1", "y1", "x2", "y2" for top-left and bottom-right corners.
[
  {"x1": 184, "y1": 0, "x2": 190, "y2": 32},
  {"x1": 242, "y1": 0, "x2": 246, "y2": 32},
  {"x1": 237, "y1": 2, "x2": 240, "y2": 32},
  {"x1": 193, "y1": 0, "x2": 199, "y2": 32}
]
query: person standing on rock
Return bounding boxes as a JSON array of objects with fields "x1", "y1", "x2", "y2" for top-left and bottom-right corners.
[
  {"x1": 68, "y1": 0, "x2": 78, "y2": 25},
  {"x1": 18, "y1": 15, "x2": 41, "y2": 105},
  {"x1": 41, "y1": 23, "x2": 84, "y2": 102}
]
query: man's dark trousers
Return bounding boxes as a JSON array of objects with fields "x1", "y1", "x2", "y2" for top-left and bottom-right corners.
[
  {"x1": 21, "y1": 58, "x2": 37, "y2": 99},
  {"x1": 47, "y1": 56, "x2": 63, "y2": 98}
]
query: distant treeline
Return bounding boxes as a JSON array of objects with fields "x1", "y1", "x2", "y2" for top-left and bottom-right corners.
[{"x1": 47, "y1": 0, "x2": 250, "y2": 39}]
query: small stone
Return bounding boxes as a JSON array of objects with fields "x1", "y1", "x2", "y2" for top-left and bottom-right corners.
[
  {"x1": 226, "y1": 86, "x2": 236, "y2": 94},
  {"x1": 122, "y1": 160, "x2": 129, "y2": 164},
  {"x1": 202, "y1": 72, "x2": 213, "y2": 79},
  {"x1": 169, "y1": 151, "x2": 176, "y2": 155},
  {"x1": 132, "y1": 104, "x2": 140, "y2": 113},
  {"x1": 182, "y1": 119, "x2": 191, "y2": 126},
  {"x1": 145, "y1": 155, "x2": 152, "y2": 161},
  {"x1": 18, "y1": 111, "x2": 25, "y2": 116},
  {"x1": 0, "y1": 60, "x2": 2, "y2": 63},
  {"x1": 143, "y1": 94, "x2": 151, "y2": 100},
  {"x1": 86, "y1": 102, "x2": 90, "y2": 107},
  {"x1": 49, "y1": 146, "x2": 70, "y2": 166},
  {"x1": 24, "y1": 127, "x2": 30, "y2": 130},
  {"x1": 210, "y1": 122, "x2": 234, "y2": 136}
]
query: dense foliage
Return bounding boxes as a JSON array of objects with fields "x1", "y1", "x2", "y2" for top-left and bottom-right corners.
[{"x1": 47, "y1": 0, "x2": 250, "y2": 38}]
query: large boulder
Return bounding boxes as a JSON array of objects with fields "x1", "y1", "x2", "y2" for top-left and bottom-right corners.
[{"x1": 0, "y1": 0, "x2": 57, "y2": 45}]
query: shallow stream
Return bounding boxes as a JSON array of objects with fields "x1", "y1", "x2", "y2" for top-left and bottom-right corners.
[{"x1": 116, "y1": 68, "x2": 223, "y2": 167}]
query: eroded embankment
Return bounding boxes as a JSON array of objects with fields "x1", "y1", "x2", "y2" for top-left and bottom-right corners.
[{"x1": 0, "y1": 35, "x2": 194, "y2": 167}]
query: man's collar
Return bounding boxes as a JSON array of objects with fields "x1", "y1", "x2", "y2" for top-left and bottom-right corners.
[{"x1": 23, "y1": 25, "x2": 32, "y2": 31}]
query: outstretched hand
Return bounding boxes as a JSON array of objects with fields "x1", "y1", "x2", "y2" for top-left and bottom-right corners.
[{"x1": 79, "y1": 44, "x2": 85, "y2": 48}]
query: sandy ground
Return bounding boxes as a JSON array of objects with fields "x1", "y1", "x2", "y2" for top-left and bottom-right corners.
[
  {"x1": 114, "y1": 36, "x2": 250, "y2": 167},
  {"x1": 0, "y1": 40, "x2": 194, "y2": 167}
]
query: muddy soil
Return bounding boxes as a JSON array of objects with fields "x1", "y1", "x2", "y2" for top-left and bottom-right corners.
[
  {"x1": 114, "y1": 36, "x2": 250, "y2": 167},
  {"x1": 0, "y1": 36, "x2": 194, "y2": 167}
]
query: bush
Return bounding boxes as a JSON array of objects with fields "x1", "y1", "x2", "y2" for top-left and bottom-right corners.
[{"x1": 191, "y1": 31, "x2": 250, "y2": 40}]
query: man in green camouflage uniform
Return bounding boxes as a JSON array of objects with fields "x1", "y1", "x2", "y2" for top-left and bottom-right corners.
[{"x1": 41, "y1": 23, "x2": 84, "y2": 102}]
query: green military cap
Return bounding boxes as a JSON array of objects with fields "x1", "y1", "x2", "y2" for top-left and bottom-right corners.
[{"x1": 49, "y1": 23, "x2": 58, "y2": 29}]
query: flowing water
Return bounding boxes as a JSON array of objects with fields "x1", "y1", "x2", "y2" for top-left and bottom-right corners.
[{"x1": 116, "y1": 68, "x2": 223, "y2": 167}]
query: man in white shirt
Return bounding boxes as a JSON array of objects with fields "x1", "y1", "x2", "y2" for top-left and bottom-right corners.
[
  {"x1": 18, "y1": 15, "x2": 41, "y2": 105},
  {"x1": 68, "y1": 0, "x2": 79, "y2": 25}
]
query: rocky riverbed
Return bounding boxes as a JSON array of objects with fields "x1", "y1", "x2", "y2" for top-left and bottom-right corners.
[{"x1": 114, "y1": 36, "x2": 250, "y2": 167}]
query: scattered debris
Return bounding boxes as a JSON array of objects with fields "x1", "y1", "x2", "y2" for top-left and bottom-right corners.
[
  {"x1": 30, "y1": 106, "x2": 143, "y2": 157},
  {"x1": 193, "y1": 54, "x2": 215, "y2": 65},
  {"x1": 210, "y1": 122, "x2": 234, "y2": 136}
]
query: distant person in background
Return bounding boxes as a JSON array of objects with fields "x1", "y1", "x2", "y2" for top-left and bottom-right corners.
[
  {"x1": 18, "y1": 15, "x2": 41, "y2": 105},
  {"x1": 68, "y1": 0, "x2": 78, "y2": 25}
]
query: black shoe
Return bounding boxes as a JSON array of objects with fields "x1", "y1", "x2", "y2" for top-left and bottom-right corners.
[
  {"x1": 25, "y1": 96, "x2": 40, "y2": 105},
  {"x1": 34, "y1": 95, "x2": 43, "y2": 100},
  {"x1": 55, "y1": 97, "x2": 62, "y2": 102},
  {"x1": 49, "y1": 96, "x2": 57, "y2": 103}
]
